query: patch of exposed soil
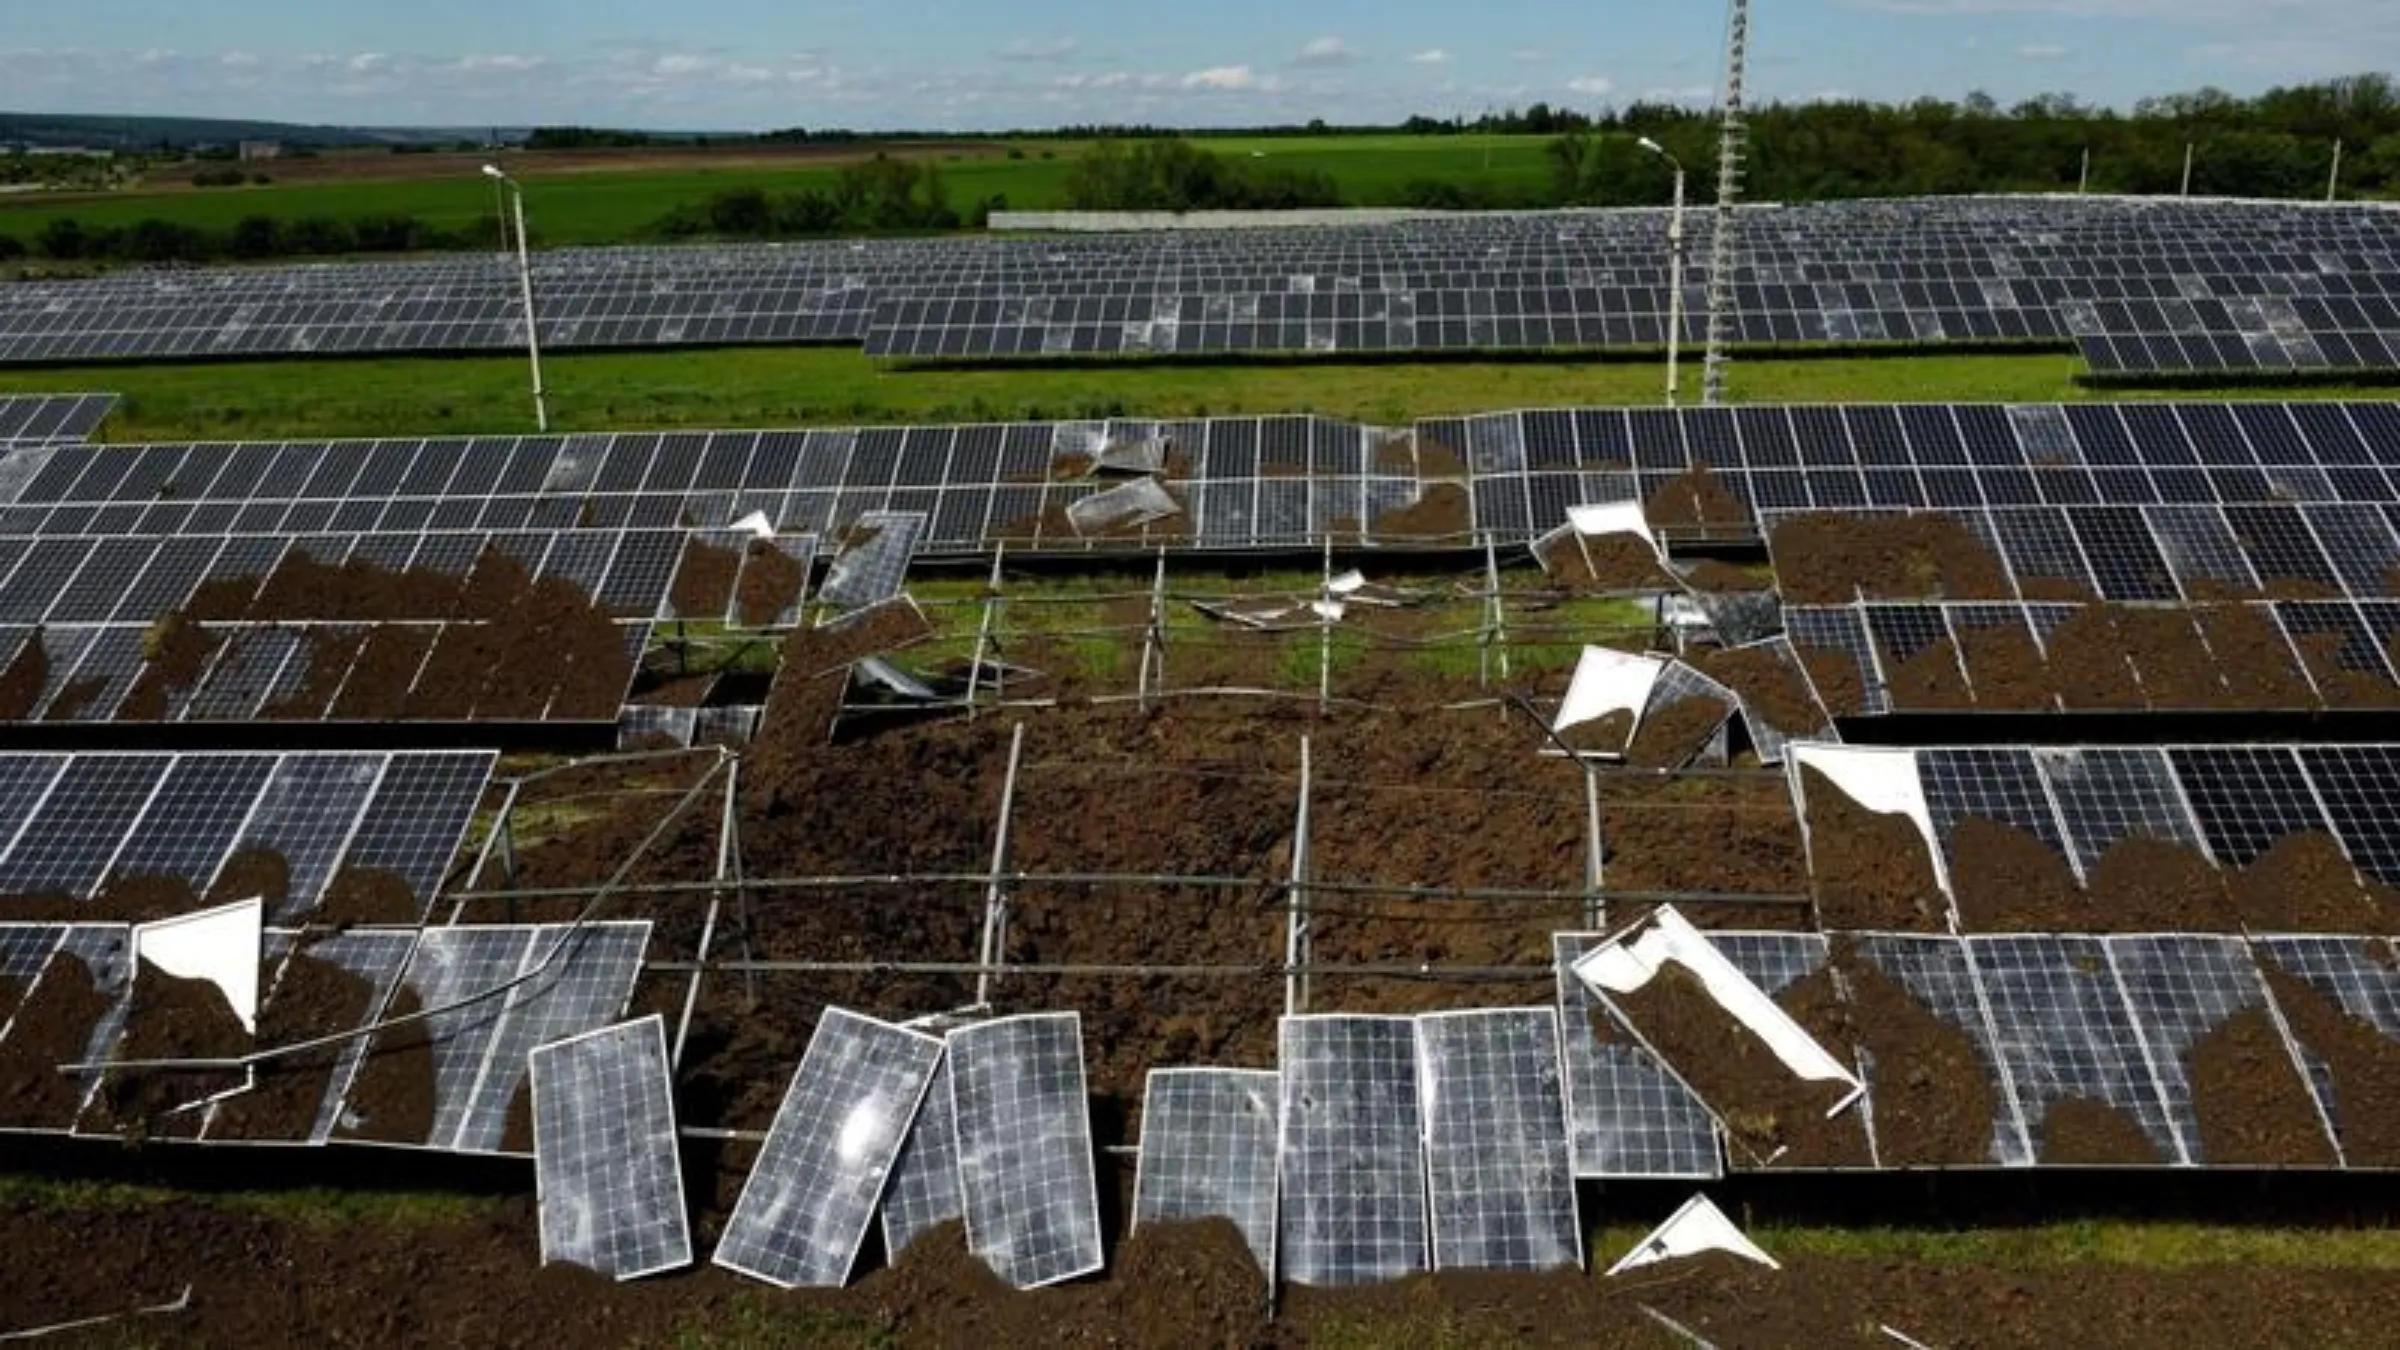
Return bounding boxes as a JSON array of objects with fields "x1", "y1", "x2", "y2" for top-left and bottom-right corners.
[
  {"x1": 1834, "y1": 943, "x2": 2004, "y2": 1166},
  {"x1": 1769, "y1": 513, "x2": 2013, "y2": 604},
  {"x1": 2113, "y1": 609, "x2": 2231, "y2": 710},
  {"x1": 116, "y1": 614, "x2": 221, "y2": 722},
  {"x1": 2078, "y1": 837, "x2": 2238, "y2": 934},
  {"x1": 2194, "y1": 606, "x2": 2318, "y2": 708},
  {"x1": 87, "y1": 961, "x2": 250, "y2": 1140},
  {"x1": 263, "y1": 628, "x2": 368, "y2": 720},
  {"x1": 2037, "y1": 1097, "x2": 2172, "y2": 1166},
  {"x1": 208, "y1": 949, "x2": 376, "y2": 1143},
  {"x1": 1611, "y1": 963, "x2": 1870, "y2": 1169},
  {"x1": 42, "y1": 673, "x2": 107, "y2": 722},
  {"x1": 1796, "y1": 644, "x2": 1868, "y2": 717},
  {"x1": 1624, "y1": 696, "x2": 1730, "y2": 770},
  {"x1": 1602, "y1": 775, "x2": 1808, "y2": 931},
  {"x1": 1947, "y1": 817, "x2": 2089, "y2": 933},
  {"x1": 1644, "y1": 466, "x2": 1752, "y2": 535},
  {"x1": 327, "y1": 626, "x2": 439, "y2": 721},
  {"x1": 2186, "y1": 1006, "x2": 2339, "y2": 1167},
  {"x1": 2290, "y1": 630, "x2": 2400, "y2": 708},
  {"x1": 207, "y1": 848, "x2": 292, "y2": 911},
  {"x1": 315, "y1": 867, "x2": 425, "y2": 927},
  {"x1": 2230, "y1": 834, "x2": 2389, "y2": 933},
  {"x1": 734, "y1": 541, "x2": 807, "y2": 628},
  {"x1": 2039, "y1": 608, "x2": 2147, "y2": 710},
  {"x1": 2262, "y1": 962, "x2": 2400, "y2": 1166},
  {"x1": 1698, "y1": 646, "x2": 1826, "y2": 735},
  {"x1": 1543, "y1": 535, "x2": 1672, "y2": 591},
  {"x1": 1800, "y1": 768, "x2": 1945, "y2": 932},
  {"x1": 1369, "y1": 483, "x2": 1473, "y2": 542},
  {"x1": 0, "y1": 628, "x2": 48, "y2": 719},
  {"x1": 335, "y1": 984, "x2": 435, "y2": 1146},
  {"x1": 1880, "y1": 636, "x2": 1976, "y2": 711},
  {"x1": 0, "y1": 954, "x2": 110, "y2": 1131},
  {"x1": 1953, "y1": 617, "x2": 2054, "y2": 711},
  {"x1": 667, "y1": 537, "x2": 740, "y2": 622}
]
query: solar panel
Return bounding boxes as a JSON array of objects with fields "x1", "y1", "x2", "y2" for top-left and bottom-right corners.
[
  {"x1": 0, "y1": 754, "x2": 171, "y2": 897},
  {"x1": 716, "y1": 1009, "x2": 944, "y2": 1289},
  {"x1": 1967, "y1": 935, "x2": 2187, "y2": 1166},
  {"x1": 1277, "y1": 1015, "x2": 1430, "y2": 1287},
  {"x1": 1550, "y1": 935, "x2": 1721, "y2": 1180},
  {"x1": 2033, "y1": 748, "x2": 2208, "y2": 875},
  {"x1": 1850, "y1": 933, "x2": 2029, "y2": 1167},
  {"x1": 1131, "y1": 1068, "x2": 1280, "y2": 1276},
  {"x1": 2109, "y1": 934, "x2": 2333, "y2": 1166},
  {"x1": 531, "y1": 1015, "x2": 692, "y2": 1281},
  {"x1": 333, "y1": 752, "x2": 498, "y2": 920},
  {"x1": 1414, "y1": 1010, "x2": 1582, "y2": 1273},
  {"x1": 1917, "y1": 748, "x2": 2077, "y2": 879},
  {"x1": 819, "y1": 512, "x2": 927, "y2": 612},
  {"x1": 451, "y1": 922, "x2": 651, "y2": 1155},
  {"x1": 946, "y1": 1013, "x2": 1104, "y2": 1289},
  {"x1": 879, "y1": 1052, "x2": 964, "y2": 1264},
  {"x1": 289, "y1": 929, "x2": 420, "y2": 1145}
]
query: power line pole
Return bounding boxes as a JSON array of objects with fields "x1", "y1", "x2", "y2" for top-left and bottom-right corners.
[{"x1": 1701, "y1": 0, "x2": 1750, "y2": 407}]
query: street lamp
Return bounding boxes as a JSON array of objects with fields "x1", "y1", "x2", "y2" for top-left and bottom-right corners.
[
  {"x1": 1637, "y1": 137, "x2": 1687, "y2": 408},
  {"x1": 482, "y1": 164, "x2": 549, "y2": 433}
]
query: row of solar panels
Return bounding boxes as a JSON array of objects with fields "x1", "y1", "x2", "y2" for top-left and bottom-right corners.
[
  {"x1": 0, "y1": 750, "x2": 489, "y2": 917},
  {"x1": 0, "y1": 919, "x2": 646, "y2": 1154},
  {"x1": 0, "y1": 395, "x2": 112, "y2": 445},
  {"x1": 6, "y1": 199, "x2": 2400, "y2": 369}
]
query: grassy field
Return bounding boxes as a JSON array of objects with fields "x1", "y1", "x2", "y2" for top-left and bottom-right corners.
[
  {"x1": 0, "y1": 347, "x2": 2383, "y2": 444},
  {"x1": 0, "y1": 135, "x2": 1563, "y2": 249}
]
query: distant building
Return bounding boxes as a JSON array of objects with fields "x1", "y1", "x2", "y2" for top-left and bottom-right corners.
[{"x1": 238, "y1": 141, "x2": 283, "y2": 162}]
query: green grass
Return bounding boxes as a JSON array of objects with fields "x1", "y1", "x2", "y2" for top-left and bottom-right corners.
[
  {"x1": 0, "y1": 1171, "x2": 497, "y2": 1229},
  {"x1": 8, "y1": 346, "x2": 2384, "y2": 445},
  {"x1": 0, "y1": 134, "x2": 1569, "y2": 249}
]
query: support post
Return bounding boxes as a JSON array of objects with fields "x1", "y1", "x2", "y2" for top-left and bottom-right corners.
[
  {"x1": 2330, "y1": 138, "x2": 2345, "y2": 203},
  {"x1": 974, "y1": 723, "x2": 1028, "y2": 1008},
  {"x1": 1141, "y1": 549, "x2": 1167, "y2": 710},
  {"x1": 2182, "y1": 143, "x2": 2195, "y2": 198},
  {"x1": 965, "y1": 546, "x2": 1005, "y2": 716},
  {"x1": 2078, "y1": 146, "x2": 2090, "y2": 195},
  {"x1": 1317, "y1": 537, "x2": 1335, "y2": 715},
  {"x1": 1584, "y1": 765, "x2": 1607, "y2": 931},
  {"x1": 1284, "y1": 737, "x2": 1314, "y2": 1017}
]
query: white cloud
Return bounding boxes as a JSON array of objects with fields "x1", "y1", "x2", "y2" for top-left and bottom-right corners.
[
  {"x1": 1510, "y1": 48, "x2": 1554, "y2": 64},
  {"x1": 347, "y1": 52, "x2": 388, "y2": 74},
  {"x1": 997, "y1": 37, "x2": 1079, "y2": 62},
  {"x1": 2017, "y1": 42, "x2": 2070, "y2": 58},
  {"x1": 1407, "y1": 48, "x2": 1452, "y2": 65},
  {"x1": 458, "y1": 54, "x2": 542, "y2": 74},
  {"x1": 217, "y1": 51, "x2": 260, "y2": 69},
  {"x1": 650, "y1": 53, "x2": 713, "y2": 77},
  {"x1": 1183, "y1": 65, "x2": 1261, "y2": 90},
  {"x1": 1567, "y1": 75, "x2": 1615, "y2": 96},
  {"x1": 1294, "y1": 36, "x2": 1359, "y2": 67}
]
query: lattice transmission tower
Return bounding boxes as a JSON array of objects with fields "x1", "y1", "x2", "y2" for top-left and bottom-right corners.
[{"x1": 1701, "y1": 0, "x2": 1751, "y2": 406}]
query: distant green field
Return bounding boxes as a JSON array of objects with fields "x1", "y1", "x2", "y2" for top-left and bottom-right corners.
[
  {"x1": 0, "y1": 135, "x2": 1566, "y2": 249},
  {"x1": 0, "y1": 347, "x2": 2369, "y2": 444}
]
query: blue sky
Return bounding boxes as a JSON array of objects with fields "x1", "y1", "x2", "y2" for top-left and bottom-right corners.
[{"x1": 3, "y1": 0, "x2": 2395, "y2": 130}]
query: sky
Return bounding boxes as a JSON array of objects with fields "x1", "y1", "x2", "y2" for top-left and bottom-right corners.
[{"x1": 1, "y1": 0, "x2": 2396, "y2": 132}]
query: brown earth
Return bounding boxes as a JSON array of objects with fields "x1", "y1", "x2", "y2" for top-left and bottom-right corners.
[
  {"x1": 1600, "y1": 775, "x2": 1809, "y2": 932},
  {"x1": 115, "y1": 614, "x2": 219, "y2": 722},
  {"x1": 85, "y1": 962, "x2": 249, "y2": 1141},
  {"x1": 1799, "y1": 768, "x2": 1946, "y2": 932},
  {"x1": 1698, "y1": 646, "x2": 1826, "y2": 735},
  {"x1": 2038, "y1": 1098, "x2": 2173, "y2": 1166},
  {"x1": 1832, "y1": 941, "x2": 2005, "y2": 1166},
  {"x1": 1369, "y1": 483, "x2": 1473, "y2": 542},
  {"x1": 1946, "y1": 818, "x2": 2088, "y2": 933},
  {"x1": 2290, "y1": 631, "x2": 2400, "y2": 708},
  {"x1": 207, "y1": 849, "x2": 292, "y2": 912},
  {"x1": 2185, "y1": 1006, "x2": 2340, "y2": 1167},
  {"x1": 327, "y1": 626, "x2": 440, "y2": 721},
  {"x1": 2195, "y1": 606, "x2": 2319, "y2": 708},
  {"x1": 1953, "y1": 618, "x2": 2054, "y2": 711},
  {"x1": 2231, "y1": 834, "x2": 2389, "y2": 934},
  {"x1": 2112, "y1": 609, "x2": 2232, "y2": 710},
  {"x1": 1795, "y1": 645, "x2": 1868, "y2": 718},
  {"x1": 2038, "y1": 608, "x2": 2147, "y2": 710},
  {"x1": 1680, "y1": 560, "x2": 1775, "y2": 592},
  {"x1": 207, "y1": 949, "x2": 376, "y2": 1144},
  {"x1": 667, "y1": 537, "x2": 740, "y2": 623},
  {"x1": 0, "y1": 1198, "x2": 2391, "y2": 1350},
  {"x1": 2261, "y1": 963, "x2": 2400, "y2": 1167},
  {"x1": 1623, "y1": 696, "x2": 1730, "y2": 769},
  {"x1": 316, "y1": 867, "x2": 427, "y2": 927},
  {"x1": 2078, "y1": 838, "x2": 2238, "y2": 933},
  {"x1": 0, "y1": 629, "x2": 48, "y2": 719},
  {"x1": 334, "y1": 985, "x2": 436, "y2": 1147},
  {"x1": 1880, "y1": 635, "x2": 1976, "y2": 711},
  {"x1": 734, "y1": 541, "x2": 807, "y2": 628},
  {"x1": 1644, "y1": 466, "x2": 1752, "y2": 535},
  {"x1": 1542, "y1": 535, "x2": 1673, "y2": 591},
  {"x1": 0, "y1": 875, "x2": 217, "y2": 925},
  {"x1": 1609, "y1": 963, "x2": 1870, "y2": 1169},
  {"x1": 1768, "y1": 513, "x2": 2013, "y2": 604},
  {"x1": 0, "y1": 954, "x2": 110, "y2": 1131},
  {"x1": 41, "y1": 674, "x2": 107, "y2": 723}
]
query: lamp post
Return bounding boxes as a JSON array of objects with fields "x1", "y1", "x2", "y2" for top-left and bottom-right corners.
[
  {"x1": 1638, "y1": 137, "x2": 1687, "y2": 408},
  {"x1": 482, "y1": 164, "x2": 549, "y2": 433}
]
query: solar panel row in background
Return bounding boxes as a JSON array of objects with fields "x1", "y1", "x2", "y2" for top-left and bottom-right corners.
[
  {"x1": 5, "y1": 200, "x2": 2400, "y2": 372},
  {"x1": 0, "y1": 395, "x2": 114, "y2": 445}
]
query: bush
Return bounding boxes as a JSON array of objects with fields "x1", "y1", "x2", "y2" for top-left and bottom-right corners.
[
  {"x1": 229, "y1": 216, "x2": 282, "y2": 259},
  {"x1": 190, "y1": 167, "x2": 247, "y2": 188},
  {"x1": 0, "y1": 234, "x2": 23, "y2": 262},
  {"x1": 35, "y1": 218, "x2": 89, "y2": 260}
]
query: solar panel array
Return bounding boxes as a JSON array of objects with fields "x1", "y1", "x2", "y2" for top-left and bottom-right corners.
[
  {"x1": 0, "y1": 395, "x2": 114, "y2": 445},
  {"x1": 0, "y1": 751, "x2": 490, "y2": 918},
  {"x1": 1798, "y1": 743, "x2": 2400, "y2": 899},
  {"x1": 717, "y1": 1009, "x2": 944, "y2": 1289},
  {"x1": 531, "y1": 1015, "x2": 693, "y2": 1282},
  {"x1": 10, "y1": 199, "x2": 2397, "y2": 375}
]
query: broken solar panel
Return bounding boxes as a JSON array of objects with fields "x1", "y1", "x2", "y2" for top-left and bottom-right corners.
[
  {"x1": 947, "y1": 1013, "x2": 1104, "y2": 1290},
  {"x1": 1551, "y1": 935, "x2": 1720, "y2": 1180},
  {"x1": 2108, "y1": 935, "x2": 2337, "y2": 1167},
  {"x1": 726, "y1": 533, "x2": 819, "y2": 629},
  {"x1": 1066, "y1": 478, "x2": 1180, "y2": 537},
  {"x1": 1132, "y1": 1069, "x2": 1280, "y2": 1277},
  {"x1": 1850, "y1": 934, "x2": 2029, "y2": 1167},
  {"x1": 532, "y1": 1016, "x2": 692, "y2": 1281},
  {"x1": 1414, "y1": 1011, "x2": 1582, "y2": 1273},
  {"x1": 716, "y1": 1009, "x2": 944, "y2": 1290},
  {"x1": 0, "y1": 924, "x2": 133, "y2": 1134},
  {"x1": 2256, "y1": 936, "x2": 2400, "y2": 1156},
  {"x1": 1968, "y1": 935, "x2": 2188, "y2": 1167},
  {"x1": 454, "y1": 922, "x2": 653, "y2": 1155},
  {"x1": 879, "y1": 1052, "x2": 963, "y2": 1264},
  {"x1": 818, "y1": 512, "x2": 925, "y2": 612},
  {"x1": 1917, "y1": 749, "x2": 2080, "y2": 885},
  {"x1": 1278, "y1": 1015, "x2": 1430, "y2": 1287},
  {"x1": 2032, "y1": 748, "x2": 2208, "y2": 877}
]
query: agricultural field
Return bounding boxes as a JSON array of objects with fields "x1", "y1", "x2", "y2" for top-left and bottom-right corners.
[{"x1": 0, "y1": 134, "x2": 1563, "y2": 250}]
